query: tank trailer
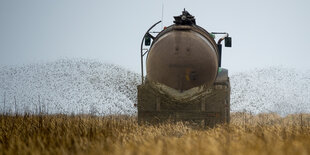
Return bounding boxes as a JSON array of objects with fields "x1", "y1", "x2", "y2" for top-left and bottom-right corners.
[{"x1": 138, "y1": 10, "x2": 232, "y2": 127}]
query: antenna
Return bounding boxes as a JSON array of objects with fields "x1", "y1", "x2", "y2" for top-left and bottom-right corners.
[{"x1": 161, "y1": 1, "x2": 164, "y2": 29}]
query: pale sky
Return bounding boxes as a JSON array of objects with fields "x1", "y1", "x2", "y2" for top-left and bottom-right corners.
[{"x1": 0, "y1": 0, "x2": 309, "y2": 74}]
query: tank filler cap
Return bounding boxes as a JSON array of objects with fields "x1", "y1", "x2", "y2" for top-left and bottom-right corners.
[{"x1": 173, "y1": 9, "x2": 196, "y2": 25}]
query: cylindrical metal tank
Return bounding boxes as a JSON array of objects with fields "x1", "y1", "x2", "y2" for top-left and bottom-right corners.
[{"x1": 146, "y1": 25, "x2": 219, "y2": 91}]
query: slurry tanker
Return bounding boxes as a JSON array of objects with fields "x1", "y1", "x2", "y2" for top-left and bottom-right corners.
[{"x1": 137, "y1": 9, "x2": 232, "y2": 127}]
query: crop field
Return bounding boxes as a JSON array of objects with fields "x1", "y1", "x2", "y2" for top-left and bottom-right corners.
[{"x1": 1, "y1": 113, "x2": 310, "y2": 155}]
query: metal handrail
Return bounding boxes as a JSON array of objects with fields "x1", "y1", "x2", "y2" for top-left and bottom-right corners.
[{"x1": 140, "y1": 21, "x2": 161, "y2": 84}]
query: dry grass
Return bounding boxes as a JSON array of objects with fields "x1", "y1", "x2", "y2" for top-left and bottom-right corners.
[{"x1": 1, "y1": 113, "x2": 310, "y2": 155}]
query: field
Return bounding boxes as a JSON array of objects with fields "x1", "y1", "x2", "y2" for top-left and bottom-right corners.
[{"x1": 1, "y1": 113, "x2": 310, "y2": 155}]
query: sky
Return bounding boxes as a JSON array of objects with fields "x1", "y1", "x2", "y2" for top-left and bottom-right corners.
[{"x1": 0, "y1": 0, "x2": 310, "y2": 74}]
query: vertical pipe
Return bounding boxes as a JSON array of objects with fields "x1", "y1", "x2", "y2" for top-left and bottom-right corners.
[
  {"x1": 217, "y1": 44, "x2": 222, "y2": 67},
  {"x1": 38, "y1": 95, "x2": 41, "y2": 115},
  {"x1": 140, "y1": 37, "x2": 144, "y2": 84},
  {"x1": 14, "y1": 96, "x2": 17, "y2": 114},
  {"x1": 3, "y1": 92, "x2": 5, "y2": 114}
]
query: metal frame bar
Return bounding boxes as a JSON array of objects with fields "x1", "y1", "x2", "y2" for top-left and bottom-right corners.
[
  {"x1": 140, "y1": 21, "x2": 161, "y2": 84},
  {"x1": 211, "y1": 32, "x2": 230, "y2": 67}
]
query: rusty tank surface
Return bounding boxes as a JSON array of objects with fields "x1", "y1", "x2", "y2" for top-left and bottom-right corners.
[
  {"x1": 137, "y1": 10, "x2": 232, "y2": 127},
  {"x1": 146, "y1": 24, "x2": 219, "y2": 91}
]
